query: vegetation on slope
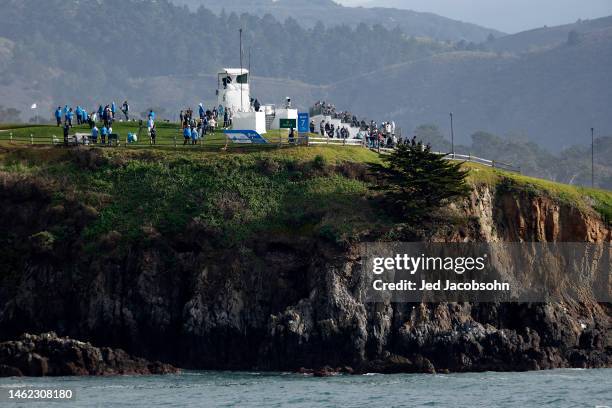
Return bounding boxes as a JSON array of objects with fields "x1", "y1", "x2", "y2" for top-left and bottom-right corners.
[
  {"x1": 0, "y1": 142, "x2": 388, "y2": 252},
  {"x1": 1, "y1": 127, "x2": 610, "y2": 261}
]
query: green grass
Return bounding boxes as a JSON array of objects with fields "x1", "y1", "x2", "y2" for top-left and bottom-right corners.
[
  {"x1": 0, "y1": 139, "x2": 384, "y2": 247},
  {"x1": 1, "y1": 123, "x2": 610, "y2": 243},
  {"x1": 466, "y1": 162, "x2": 612, "y2": 222},
  {"x1": 0, "y1": 122, "x2": 315, "y2": 151}
]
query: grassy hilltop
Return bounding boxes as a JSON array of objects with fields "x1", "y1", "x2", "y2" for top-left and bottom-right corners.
[{"x1": 0, "y1": 123, "x2": 610, "y2": 253}]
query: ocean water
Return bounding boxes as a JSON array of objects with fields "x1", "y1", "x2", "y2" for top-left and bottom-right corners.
[{"x1": 1, "y1": 369, "x2": 610, "y2": 407}]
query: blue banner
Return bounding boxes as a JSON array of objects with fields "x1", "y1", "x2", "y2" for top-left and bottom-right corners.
[{"x1": 224, "y1": 130, "x2": 268, "y2": 144}]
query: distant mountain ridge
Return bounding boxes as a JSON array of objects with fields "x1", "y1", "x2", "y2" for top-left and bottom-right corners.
[
  {"x1": 484, "y1": 15, "x2": 612, "y2": 53},
  {"x1": 172, "y1": 0, "x2": 503, "y2": 42}
]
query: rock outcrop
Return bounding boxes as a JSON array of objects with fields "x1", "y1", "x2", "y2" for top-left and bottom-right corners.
[
  {"x1": 0, "y1": 169, "x2": 609, "y2": 374},
  {"x1": 0, "y1": 332, "x2": 178, "y2": 377}
]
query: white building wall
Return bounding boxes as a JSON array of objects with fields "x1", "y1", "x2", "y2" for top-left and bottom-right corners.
[
  {"x1": 232, "y1": 111, "x2": 267, "y2": 134},
  {"x1": 270, "y1": 108, "x2": 298, "y2": 129}
]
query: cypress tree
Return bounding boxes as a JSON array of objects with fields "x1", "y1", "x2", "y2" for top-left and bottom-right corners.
[{"x1": 373, "y1": 140, "x2": 470, "y2": 220}]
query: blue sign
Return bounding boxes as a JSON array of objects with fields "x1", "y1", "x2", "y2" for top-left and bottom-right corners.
[
  {"x1": 224, "y1": 130, "x2": 268, "y2": 144},
  {"x1": 298, "y1": 112, "x2": 309, "y2": 133}
]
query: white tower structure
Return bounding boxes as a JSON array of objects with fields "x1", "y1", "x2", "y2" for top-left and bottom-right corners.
[
  {"x1": 217, "y1": 68, "x2": 250, "y2": 114},
  {"x1": 217, "y1": 67, "x2": 266, "y2": 134}
]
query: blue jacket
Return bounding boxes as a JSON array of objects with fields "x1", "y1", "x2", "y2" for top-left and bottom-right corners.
[
  {"x1": 101, "y1": 127, "x2": 108, "y2": 135},
  {"x1": 191, "y1": 129, "x2": 199, "y2": 139},
  {"x1": 55, "y1": 109, "x2": 62, "y2": 119},
  {"x1": 91, "y1": 128, "x2": 99, "y2": 137},
  {"x1": 111, "y1": 103, "x2": 116, "y2": 113},
  {"x1": 183, "y1": 128, "x2": 191, "y2": 137}
]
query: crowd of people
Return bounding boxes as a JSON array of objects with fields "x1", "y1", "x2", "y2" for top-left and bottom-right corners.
[
  {"x1": 177, "y1": 103, "x2": 236, "y2": 145},
  {"x1": 52, "y1": 99, "x2": 404, "y2": 149},
  {"x1": 311, "y1": 101, "x2": 400, "y2": 149},
  {"x1": 53, "y1": 101, "x2": 158, "y2": 145}
]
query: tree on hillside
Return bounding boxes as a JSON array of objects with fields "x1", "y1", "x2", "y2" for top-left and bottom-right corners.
[{"x1": 372, "y1": 140, "x2": 470, "y2": 220}]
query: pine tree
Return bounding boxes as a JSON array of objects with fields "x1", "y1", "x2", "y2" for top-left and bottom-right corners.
[{"x1": 373, "y1": 139, "x2": 470, "y2": 220}]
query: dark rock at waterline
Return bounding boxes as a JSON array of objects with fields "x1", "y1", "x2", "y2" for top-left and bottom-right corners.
[
  {"x1": 0, "y1": 332, "x2": 179, "y2": 377},
  {"x1": 298, "y1": 365, "x2": 355, "y2": 376},
  {"x1": 361, "y1": 354, "x2": 436, "y2": 374}
]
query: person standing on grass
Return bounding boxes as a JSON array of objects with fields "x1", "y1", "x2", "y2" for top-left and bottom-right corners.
[
  {"x1": 191, "y1": 126, "x2": 199, "y2": 145},
  {"x1": 147, "y1": 116, "x2": 154, "y2": 136},
  {"x1": 55, "y1": 107, "x2": 62, "y2": 126},
  {"x1": 183, "y1": 126, "x2": 191, "y2": 145},
  {"x1": 63, "y1": 122, "x2": 70, "y2": 145},
  {"x1": 100, "y1": 124, "x2": 108, "y2": 144},
  {"x1": 288, "y1": 128, "x2": 295, "y2": 144},
  {"x1": 111, "y1": 101, "x2": 116, "y2": 119},
  {"x1": 150, "y1": 124, "x2": 157, "y2": 145},
  {"x1": 201, "y1": 115, "x2": 208, "y2": 136},
  {"x1": 199, "y1": 103, "x2": 205, "y2": 120},
  {"x1": 98, "y1": 105, "x2": 103, "y2": 121},
  {"x1": 66, "y1": 108, "x2": 74, "y2": 127},
  {"x1": 121, "y1": 101, "x2": 129, "y2": 120},
  {"x1": 91, "y1": 125, "x2": 99, "y2": 144},
  {"x1": 148, "y1": 110, "x2": 155, "y2": 121}
]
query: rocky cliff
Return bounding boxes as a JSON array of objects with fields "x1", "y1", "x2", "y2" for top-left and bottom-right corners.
[
  {"x1": 0, "y1": 332, "x2": 178, "y2": 376},
  {"x1": 0, "y1": 148, "x2": 609, "y2": 374}
]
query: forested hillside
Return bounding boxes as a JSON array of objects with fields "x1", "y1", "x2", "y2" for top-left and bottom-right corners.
[
  {"x1": 0, "y1": 0, "x2": 611, "y2": 188},
  {"x1": 327, "y1": 28, "x2": 612, "y2": 151},
  {"x1": 172, "y1": 0, "x2": 502, "y2": 42},
  {"x1": 0, "y1": 0, "x2": 449, "y2": 114}
]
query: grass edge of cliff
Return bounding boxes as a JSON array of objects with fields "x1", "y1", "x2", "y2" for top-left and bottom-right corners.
[{"x1": 0, "y1": 143, "x2": 610, "y2": 255}]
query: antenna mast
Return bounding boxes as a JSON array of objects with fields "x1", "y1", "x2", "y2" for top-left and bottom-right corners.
[{"x1": 239, "y1": 28, "x2": 243, "y2": 112}]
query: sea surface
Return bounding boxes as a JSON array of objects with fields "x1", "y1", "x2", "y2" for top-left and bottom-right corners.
[{"x1": 1, "y1": 369, "x2": 610, "y2": 407}]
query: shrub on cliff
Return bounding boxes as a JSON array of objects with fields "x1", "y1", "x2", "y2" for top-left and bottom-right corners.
[{"x1": 373, "y1": 141, "x2": 470, "y2": 220}]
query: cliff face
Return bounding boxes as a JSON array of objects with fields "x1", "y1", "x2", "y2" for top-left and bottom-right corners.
[{"x1": 0, "y1": 169, "x2": 609, "y2": 373}]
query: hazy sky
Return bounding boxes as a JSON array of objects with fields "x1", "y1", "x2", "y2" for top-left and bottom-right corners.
[{"x1": 337, "y1": 0, "x2": 612, "y2": 33}]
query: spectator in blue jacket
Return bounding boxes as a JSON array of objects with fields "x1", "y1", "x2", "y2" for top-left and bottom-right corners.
[
  {"x1": 65, "y1": 108, "x2": 74, "y2": 127},
  {"x1": 55, "y1": 107, "x2": 62, "y2": 126},
  {"x1": 91, "y1": 125, "x2": 99, "y2": 144},
  {"x1": 111, "y1": 102, "x2": 116, "y2": 118},
  {"x1": 148, "y1": 110, "x2": 155, "y2": 121},
  {"x1": 191, "y1": 126, "x2": 199, "y2": 145},
  {"x1": 76, "y1": 106, "x2": 83, "y2": 125},
  {"x1": 183, "y1": 126, "x2": 191, "y2": 145},
  {"x1": 101, "y1": 125, "x2": 108, "y2": 144}
]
